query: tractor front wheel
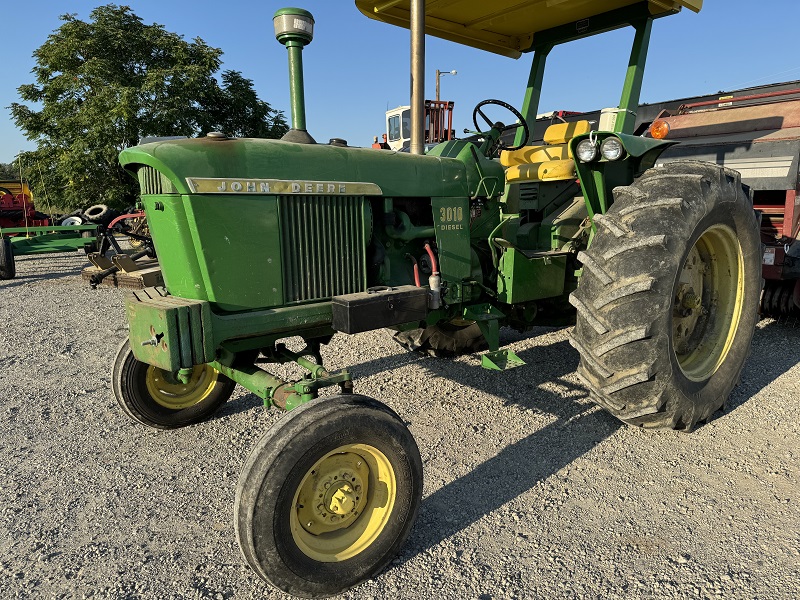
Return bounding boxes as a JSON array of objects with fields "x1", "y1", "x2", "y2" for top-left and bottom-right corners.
[
  {"x1": 112, "y1": 339, "x2": 236, "y2": 429},
  {"x1": 235, "y1": 394, "x2": 422, "y2": 598},
  {"x1": 570, "y1": 161, "x2": 761, "y2": 430}
]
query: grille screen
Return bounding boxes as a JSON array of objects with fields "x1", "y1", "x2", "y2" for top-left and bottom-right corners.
[
  {"x1": 139, "y1": 167, "x2": 164, "y2": 195},
  {"x1": 279, "y1": 195, "x2": 368, "y2": 303}
]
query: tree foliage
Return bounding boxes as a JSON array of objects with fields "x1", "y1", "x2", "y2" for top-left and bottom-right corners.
[
  {"x1": 0, "y1": 163, "x2": 22, "y2": 181},
  {"x1": 10, "y1": 4, "x2": 288, "y2": 210},
  {"x1": 202, "y1": 70, "x2": 288, "y2": 139}
]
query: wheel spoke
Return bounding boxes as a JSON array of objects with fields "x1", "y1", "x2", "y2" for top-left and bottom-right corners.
[{"x1": 476, "y1": 108, "x2": 494, "y2": 128}]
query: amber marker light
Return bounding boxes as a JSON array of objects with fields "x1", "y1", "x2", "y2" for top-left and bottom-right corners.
[{"x1": 650, "y1": 119, "x2": 671, "y2": 139}]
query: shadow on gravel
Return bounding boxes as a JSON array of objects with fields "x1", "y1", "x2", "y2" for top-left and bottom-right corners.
[
  {"x1": 1, "y1": 254, "x2": 87, "y2": 288},
  {"x1": 215, "y1": 392, "x2": 265, "y2": 418},
  {"x1": 0, "y1": 271, "x2": 85, "y2": 288},
  {"x1": 727, "y1": 320, "x2": 800, "y2": 412},
  {"x1": 338, "y1": 329, "x2": 623, "y2": 561},
  {"x1": 404, "y1": 407, "x2": 621, "y2": 561},
  {"x1": 388, "y1": 335, "x2": 622, "y2": 561}
]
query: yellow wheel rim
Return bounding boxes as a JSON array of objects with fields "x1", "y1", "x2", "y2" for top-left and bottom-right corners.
[
  {"x1": 672, "y1": 224, "x2": 745, "y2": 381},
  {"x1": 145, "y1": 364, "x2": 219, "y2": 410},
  {"x1": 290, "y1": 444, "x2": 397, "y2": 562}
]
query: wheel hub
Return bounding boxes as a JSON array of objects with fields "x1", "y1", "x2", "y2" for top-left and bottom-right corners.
[
  {"x1": 329, "y1": 483, "x2": 356, "y2": 515},
  {"x1": 297, "y1": 453, "x2": 368, "y2": 534},
  {"x1": 145, "y1": 364, "x2": 219, "y2": 410},
  {"x1": 290, "y1": 443, "x2": 399, "y2": 563},
  {"x1": 672, "y1": 224, "x2": 744, "y2": 381}
]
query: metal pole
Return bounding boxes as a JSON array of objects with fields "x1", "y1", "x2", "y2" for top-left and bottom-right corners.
[
  {"x1": 435, "y1": 69, "x2": 440, "y2": 102},
  {"x1": 410, "y1": 0, "x2": 425, "y2": 155},
  {"x1": 616, "y1": 18, "x2": 652, "y2": 134},
  {"x1": 514, "y1": 45, "x2": 551, "y2": 148},
  {"x1": 286, "y1": 42, "x2": 307, "y2": 132}
]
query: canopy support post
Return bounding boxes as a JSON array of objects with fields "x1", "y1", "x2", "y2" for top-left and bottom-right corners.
[{"x1": 410, "y1": 0, "x2": 426, "y2": 154}]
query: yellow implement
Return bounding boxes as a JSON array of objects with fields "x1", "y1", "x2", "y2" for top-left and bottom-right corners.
[
  {"x1": 0, "y1": 180, "x2": 33, "y2": 201},
  {"x1": 356, "y1": 0, "x2": 702, "y2": 58}
]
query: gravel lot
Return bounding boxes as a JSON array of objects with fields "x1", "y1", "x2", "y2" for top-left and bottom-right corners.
[{"x1": 1, "y1": 250, "x2": 798, "y2": 600}]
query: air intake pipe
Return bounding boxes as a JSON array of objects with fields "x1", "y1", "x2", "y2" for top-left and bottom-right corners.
[{"x1": 274, "y1": 8, "x2": 316, "y2": 144}]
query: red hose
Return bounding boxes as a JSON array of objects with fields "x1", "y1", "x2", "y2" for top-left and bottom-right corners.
[
  {"x1": 108, "y1": 211, "x2": 146, "y2": 229},
  {"x1": 423, "y1": 243, "x2": 439, "y2": 274}
]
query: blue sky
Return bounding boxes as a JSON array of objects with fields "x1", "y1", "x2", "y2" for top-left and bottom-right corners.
[{"x1": 2, "y1": 1, "x2": 800, "y2": 164}]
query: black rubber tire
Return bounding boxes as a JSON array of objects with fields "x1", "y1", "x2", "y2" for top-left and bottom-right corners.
[
  {"x1": 0, "y1": 237, "x2": 15, "y2": 280},
  {"x1": 235, "y1": 394, "x2": 423, "y2": 598},
  {"x1": 112, "y1": 339, "x2": 236, "y2": 429},
  {"x1": 393, "y1": 321, "x2": 488, "y2": 357},
  {"x1": 570, "y1": 161, "x2": 761, "y2": 431},
  {"x1": 83, "y1": 204, "x2": 118, "y2": 225}
]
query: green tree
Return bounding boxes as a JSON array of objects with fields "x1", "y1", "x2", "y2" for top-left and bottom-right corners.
[
  {"x1": 10, "y1": 4, "x2": 287, "y2": 210},
  {"x1": 0, "y1": 163, "x2": 21, "y2": 181},
  {"x1": 202, "y1": 70, "x2": 289, "y2": 139}
]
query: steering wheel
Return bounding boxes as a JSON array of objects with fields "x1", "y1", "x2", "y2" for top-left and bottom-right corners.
[{"x1": 472, "y1": 99, "x2": 530, "y2": 151}]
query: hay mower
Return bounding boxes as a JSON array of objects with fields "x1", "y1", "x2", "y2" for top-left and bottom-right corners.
[{"x1": 113, "y1": 1, "x2": 761, "y2": 596}]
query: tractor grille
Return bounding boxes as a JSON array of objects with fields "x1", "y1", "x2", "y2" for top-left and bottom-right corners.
[
  {"x1": 279, "y1": 195, "x2": 368, "y2": 303},
  {"x1": 139, "y1": 167, "x2": 164, "y2": 195}
]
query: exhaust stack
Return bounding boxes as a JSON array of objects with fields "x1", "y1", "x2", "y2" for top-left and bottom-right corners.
[{"x1": 274, "y1": 8, "x2": 316, "y2": 144}]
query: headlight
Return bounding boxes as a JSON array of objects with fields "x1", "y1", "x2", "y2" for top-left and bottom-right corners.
[
  {"x1": 575, "y1": 139, "x2": 598, "y2": 162},
  {"x1": 600, "y1": 137, "x2": 625, "y2": 161}
]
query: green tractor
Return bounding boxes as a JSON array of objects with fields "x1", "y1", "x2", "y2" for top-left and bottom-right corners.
[{"x1": 113, "y1": 0, "x2": 761, "y2": 596}]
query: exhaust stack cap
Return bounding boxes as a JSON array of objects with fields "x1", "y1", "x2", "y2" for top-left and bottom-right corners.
[{"x1": 274, "y1": 8, "x2": 314, "y2": 46}]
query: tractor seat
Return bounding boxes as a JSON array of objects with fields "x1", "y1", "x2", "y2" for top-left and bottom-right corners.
[{"x1": 501, "y1": 120, "x2": 591, "y2": 183}]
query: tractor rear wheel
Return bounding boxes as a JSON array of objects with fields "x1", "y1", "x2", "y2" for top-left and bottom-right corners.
[
  {"x1": 112, "y1": 339, "x2": 236, "y2": 429},
  {"x1": 0, "y1": 237, "x2": 15, "y2": 280},
  {"x1": 570, "y1": 161, "x2": 761, "y2": 430},
  {"x1": 235, "y1": 394, "x2": 422, "y2": 597},
  {"x1": 393, "y1": 320, "x2": 487, "y2": 357}
]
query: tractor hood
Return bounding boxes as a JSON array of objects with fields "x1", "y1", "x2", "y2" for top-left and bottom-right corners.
[{"x1": 120, "y1": 136, "x2": 473, "y2": 199}]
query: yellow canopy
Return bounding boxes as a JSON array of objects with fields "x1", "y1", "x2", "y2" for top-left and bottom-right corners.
[{"x1": 355, "y1": 0, "x2": 702, "y2": 58}]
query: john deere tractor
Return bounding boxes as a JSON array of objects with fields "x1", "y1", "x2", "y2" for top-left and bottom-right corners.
[{"x1": 113, "y1": 1, "x2": 761, "y2": 596}]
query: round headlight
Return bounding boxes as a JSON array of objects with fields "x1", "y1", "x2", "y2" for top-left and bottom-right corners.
[
  {"x1": 600, "y1": 137, "x2": 625, "y2": 161},
  {"x1": 575, "y1": 139, "x2": 598, "y2": 162}
]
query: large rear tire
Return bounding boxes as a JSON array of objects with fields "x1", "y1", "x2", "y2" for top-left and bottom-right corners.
[
  {"x1": 235, "y1": 394, "x2": 423, "y2": 598},
  {"x1": 570, "y1": 161, "x2": 761, "y2": 430}
]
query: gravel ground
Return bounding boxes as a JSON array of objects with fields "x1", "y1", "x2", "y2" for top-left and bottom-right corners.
[{"x1": 0, "y1": 250, "x2": 798, "y2": 600}]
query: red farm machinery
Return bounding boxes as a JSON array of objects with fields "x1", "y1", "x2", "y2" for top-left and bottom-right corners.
[{"x1": 0, "y1": 181, "x2": 49, "y2": 229}]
